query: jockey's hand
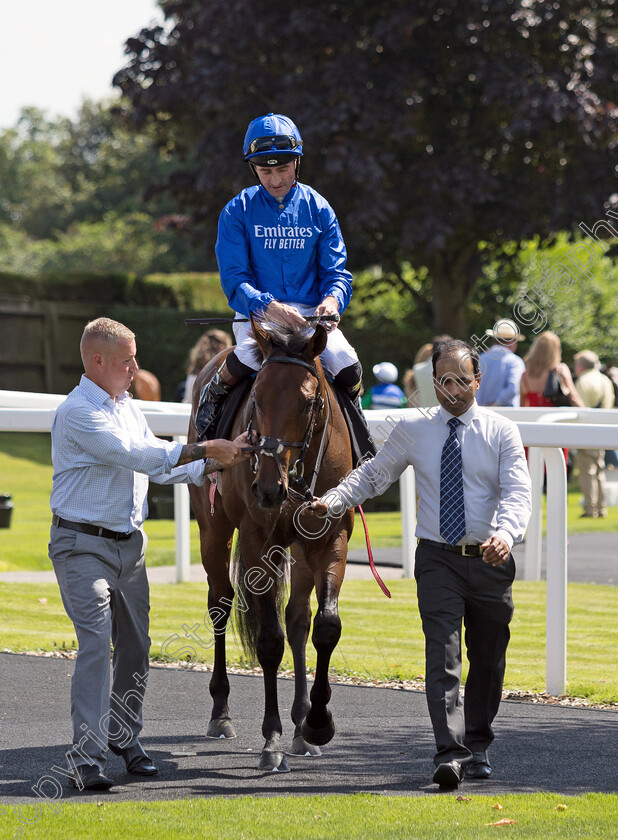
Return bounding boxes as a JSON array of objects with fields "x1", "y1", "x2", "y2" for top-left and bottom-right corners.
[
  {"x1": 207, "y1": 433, "x2": 252, "y2": 468},
  {"x1": 481, "y1": 535, "x2": 510, "y2": 567},
  {"x1": 315, "y1": 296, "x2": 340, "y2": 332},
  {"x1": 265, "y1": 300, "x2": 307, "y2": 329}
]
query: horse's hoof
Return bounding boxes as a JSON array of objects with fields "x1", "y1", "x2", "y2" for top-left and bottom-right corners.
[
  {"x1": 258, "y1": 751, "x2": 291, "y2": 773},
  {"x1": 206, "y1": 718, "x2": 237, "y2": 739},
  {"x1": 301, "y1": 711, "x2": 335, "y2": 746},
  {"x1": 289, "y1": 735, "x2": 322, "y2": 757}
]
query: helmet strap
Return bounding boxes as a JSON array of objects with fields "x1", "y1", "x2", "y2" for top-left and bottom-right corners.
[{"x1": 249, "y1": 162, "x2": 261, "y2": 184}]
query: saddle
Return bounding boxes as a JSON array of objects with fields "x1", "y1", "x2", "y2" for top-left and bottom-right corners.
[{"x1": 201, "y1": 376, "x2": 254, "y2": 442}]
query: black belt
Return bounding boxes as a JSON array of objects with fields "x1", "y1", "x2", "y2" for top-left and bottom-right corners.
[
  {"x1": 52, "y1": 515, "x2": 133, "y2": 541},
  {"x1": 417, "y1": 538, "x2": 483, "y2": 557}
]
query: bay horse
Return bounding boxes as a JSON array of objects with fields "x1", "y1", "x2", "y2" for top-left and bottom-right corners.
[{"x1": 188, "y1": 320, "x2": 354, "y2": 772}]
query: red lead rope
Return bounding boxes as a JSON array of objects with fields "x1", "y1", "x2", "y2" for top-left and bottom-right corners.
[{"x1": 357, "y1": 505, "x2": 391, "y2": 599}]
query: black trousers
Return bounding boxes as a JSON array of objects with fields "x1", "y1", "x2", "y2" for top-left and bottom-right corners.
[{"x1": 414, "y1": 541, "x2": 515, "y2": 766}]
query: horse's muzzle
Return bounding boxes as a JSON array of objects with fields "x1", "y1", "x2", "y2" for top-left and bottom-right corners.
[{"x1": 251, "y1": 479, "x2": 288, "y2": 509}]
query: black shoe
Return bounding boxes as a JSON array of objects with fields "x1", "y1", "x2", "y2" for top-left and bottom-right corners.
[
  {"x1": 109, "y1": 742, "x2": 158, "y2": 776},
  {"x1": 195, "y1": 369, "x2": 234, "y2": 439},
  {"x1": 466, "y1": 750, "x2": 492, "y2": 779},
  {"x1": 433, "y1": 760, "x2": 463, "y2": 788},
  {"x1": 69, "y1": 765, "x2": 114, "y2": 790}
]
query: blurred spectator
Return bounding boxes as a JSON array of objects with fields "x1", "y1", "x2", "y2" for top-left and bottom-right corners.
[
  {"x1": 476, "y1": 319, "x2": 526, "y2": 407},
  {"x1": 601, "y1": 364, "x2": 618, "y2": 468},
  {"x1": 520, "y1": 331, "x2": 583, "y2": 471},
  {"x1": 410, "y1": 335, "x2": 452, "y2": 407},
  {"x1": 362, "y1": 362, "x2": 406, "y2": 410},
  {"x1": 601, "y1": 364, "x2": 618, "y2": 406},
  {"x1": 520, "y1": 331, "x2": 583, "y2": 409},
  {"x1": 129, "y1": 369, "x2": 161, "y2": 401},
  {"x1": 182, "y1": 329, "x2": 232, "y2": 403},
  {"x1": 573, "y1": 350, "x2": 615, "y2": 518},
  {"x1": 402, "y1": 343, "x2": 433, "y2": 402}
]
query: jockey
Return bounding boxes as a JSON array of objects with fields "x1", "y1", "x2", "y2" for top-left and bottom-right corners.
[{"x1": 195, "y1": 112, "x2": 365, "y2": 439}]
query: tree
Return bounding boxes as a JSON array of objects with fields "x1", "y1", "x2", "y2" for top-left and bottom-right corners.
[
  {"x1": 114, "y1": 0, "x2": 617, "y2": 335},
  {"x1": 0, "y1": 103, "x2": 208, "y2": 274},
  {"x1": 0, "y1": 108, "x2": 75, "y2": 238}
]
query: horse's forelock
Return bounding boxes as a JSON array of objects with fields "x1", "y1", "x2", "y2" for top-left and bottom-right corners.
[{"x1": 262, "y1": 324, "x2": 315, "y2": 359}]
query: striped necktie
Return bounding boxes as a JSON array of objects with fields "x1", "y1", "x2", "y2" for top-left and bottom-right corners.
[{"x1": 440, "y1": 417, "x2": 466, "y2": 545}]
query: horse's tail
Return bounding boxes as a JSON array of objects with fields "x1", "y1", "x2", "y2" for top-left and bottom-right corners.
[{"x1": 231, "y1": 539, "x2": 290, "y2": 664}]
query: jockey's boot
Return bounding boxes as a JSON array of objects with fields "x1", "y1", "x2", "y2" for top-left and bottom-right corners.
[
  {"x1": 195, "y1": 359, "x2": 238, "y2": 440},
  {"x1": 334, "y1": 363, "x2": 377, "y2": 462}
]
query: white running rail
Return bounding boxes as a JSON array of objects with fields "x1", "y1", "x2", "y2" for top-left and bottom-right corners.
[{"x1": 1, "y1": 391, "x2": 617, "y2": 696}]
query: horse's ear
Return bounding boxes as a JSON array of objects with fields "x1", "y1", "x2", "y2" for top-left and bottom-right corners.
[
  {"x1": 306, "y1": 324, "x2": 328, "y2": 360},
  {"x1": 251, "y1": 315, "x2": 272, "y2": 359}
]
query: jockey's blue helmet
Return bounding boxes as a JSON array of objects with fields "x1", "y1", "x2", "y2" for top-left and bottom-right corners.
[{"x1": 243, "y1": 113, "x2": 303, "y2": 168}]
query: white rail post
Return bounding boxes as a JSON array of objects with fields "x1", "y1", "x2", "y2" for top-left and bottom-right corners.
[
  {"x1": 525, "y1": 447, "x2": 544, "y2": 581},
  {"x1": 173, "y1": 435, "x2": 191, "y2": 583},
  {"x1": 542, "y1": 446, "x2": 568, "y2": 696},
  {"x1": 399, "y1": 466, "x2": 416, "y2": 578}
]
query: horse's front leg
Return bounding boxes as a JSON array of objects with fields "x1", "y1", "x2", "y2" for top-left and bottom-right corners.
[
  {"x1": 302, "y1": 530, "x2": 349, "y2": 747},
  {"x1": 189, "y1": 483, "x2": 237, "y2": 740},
  {"x1": 285, "y1": 549, "x2": 321, "y2": 756},
  {"x1": 254, "y1": 587, "x2": 290, "y2": 772},
  {"x1": 205, "y1": 579, "x2": 237, "y2": 740}
]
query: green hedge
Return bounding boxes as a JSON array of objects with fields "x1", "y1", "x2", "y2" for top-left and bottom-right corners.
[
  {"x1": 143, "y1": 272, "x2": 230, "y2": 311},
  {"x1": 0, "y1": 271, "x2": 179, "y2": 307}
]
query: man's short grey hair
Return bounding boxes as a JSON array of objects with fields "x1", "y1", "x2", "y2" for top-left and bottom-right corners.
[
  {"x1": 574, "y1": 350, "x2": 600, "y2": 370},
  {"x1": 80, "y1": 318, "x2": 135, "y2": 360}
]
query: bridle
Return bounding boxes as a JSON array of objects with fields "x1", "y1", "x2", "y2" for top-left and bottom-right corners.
[{"x1": 245, "y1": 355, "x2": 330, "y2": 502}]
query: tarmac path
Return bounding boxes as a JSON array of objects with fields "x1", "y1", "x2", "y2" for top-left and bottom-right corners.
[
  {"x1": 0, "y1": 531, "x2": 616, "y2": 585},
  {"x1": 1, "y1": 532, "x2": 615, "y2": 812},
  {"x1": 0, "y1": 652, "x2": 615, "y2": 807}
]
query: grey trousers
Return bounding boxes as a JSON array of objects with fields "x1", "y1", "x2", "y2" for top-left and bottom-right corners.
[
  {"x1": 414, "y1": 542, "x2": 515, "y2": 766},
  {"x1": 49, "y1": 523, "x2": 150, "y2": 771}
]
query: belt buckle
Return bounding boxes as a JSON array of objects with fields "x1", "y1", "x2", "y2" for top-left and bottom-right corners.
[{"x1": 462, "y1": 544, "x2": 479, "y2": 556}]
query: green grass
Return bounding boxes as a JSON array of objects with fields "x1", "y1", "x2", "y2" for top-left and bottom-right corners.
[
  {"x1": 1, "y1": 432, "x2": 616, "y2": 572},
  {"x1": 2, "y1": 793, "x2": 615, "y2": 839},
  {"x1": 2, "y1": 578, "x2": 617, "y2": 704}
]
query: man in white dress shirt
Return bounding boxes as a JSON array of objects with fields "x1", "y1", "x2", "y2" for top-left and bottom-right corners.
[
  {"x1": 49, "y1": 318, "x2": 249, "y2": 790},
  {"x1": 309, "y1": 339, "x2": 531, "y2": 789}
]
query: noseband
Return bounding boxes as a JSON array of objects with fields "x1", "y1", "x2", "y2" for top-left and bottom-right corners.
[{"x1": 246, "y1": 355, "x2": 327, "y2": 501}]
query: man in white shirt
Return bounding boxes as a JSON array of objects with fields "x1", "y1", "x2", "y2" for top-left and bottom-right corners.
[
  {"x1": 49, "y1": 318, "x2": 249, "y2": 790},
  {"x1": 308, "y1": 339, "x2": 531, "y2": 789}
]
